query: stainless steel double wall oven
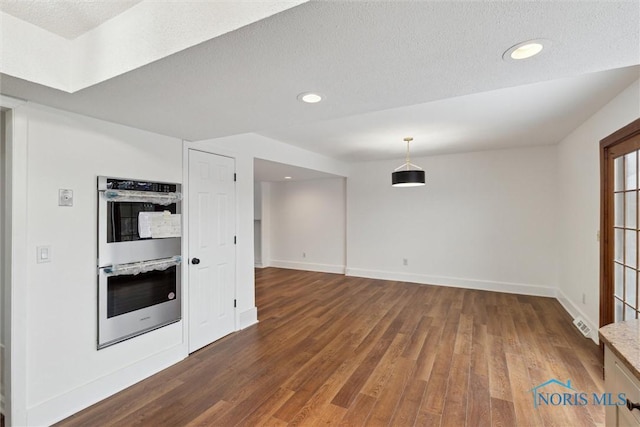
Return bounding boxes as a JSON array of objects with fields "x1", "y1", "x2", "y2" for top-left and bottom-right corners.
[{"x1": 97, "y1": 176, "x2": 182, "y2": 349}]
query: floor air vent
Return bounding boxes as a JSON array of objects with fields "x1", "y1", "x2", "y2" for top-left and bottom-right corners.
[{"x1": 573, "y1": 317, "x2": 592, "y2": 338}]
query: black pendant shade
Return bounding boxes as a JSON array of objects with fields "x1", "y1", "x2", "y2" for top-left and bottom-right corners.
[{"x1": 392, "y1": 169, "x2": 425, "y2": 187}]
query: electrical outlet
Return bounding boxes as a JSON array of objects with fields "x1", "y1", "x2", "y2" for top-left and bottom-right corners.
[
  {"x1": 302, "y1": 252, "x2": 306, "y2": 258},
  {"x1": 403, "y1": 258, "x2": 408, "y2": 266}
]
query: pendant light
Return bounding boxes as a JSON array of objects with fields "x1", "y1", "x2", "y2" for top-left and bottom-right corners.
[{"x1": 392, "y1": 137, "x2": 425, "y2": 187}]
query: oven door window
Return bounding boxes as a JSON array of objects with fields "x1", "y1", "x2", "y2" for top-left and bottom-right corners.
[
  {"x1": 107, "y1": 202, "x2": 177, "y2": 242},
  {"x1": 107, "y1": 266, "x2": 177, "y2": 318}
]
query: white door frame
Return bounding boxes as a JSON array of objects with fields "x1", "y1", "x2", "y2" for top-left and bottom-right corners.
[
  {"x1": 182, "y1": 144, "x2": 238, "y2": 352},
  {"x1": 1, "y1": 95, "x2": 29, "y2": 427}
]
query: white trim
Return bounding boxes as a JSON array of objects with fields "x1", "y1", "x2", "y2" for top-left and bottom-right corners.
[
  {"x1": 0, "y1": 343, "x2": 5, "y2": 415},
  {"x1": 0, "y1": 95, "x2": 26, "y2": 110},
  {"x1": 0, "y1": 110, "x2": 6, "y2": 417},
  {"x1": 239, "y1": 307, "x2": 258, "y2": 330},
  {"x1": 345, "y1": 268, "x2": 558, "y2": 297},
  {"x1": 271, "y1": 260, "x2": 346, "y2": 275},
  {"x1": 556, "y1": 289, "x2": 599, "y2": 345},
  {"x1": 181, "y1": 141, "x2": 191, "y2": 355},
  {"x1": 7, "y1": 107, "x2": 29, "y2": 426},
  {"x1": 26, "y1": 344, "x2": 186, "y2": 426}
]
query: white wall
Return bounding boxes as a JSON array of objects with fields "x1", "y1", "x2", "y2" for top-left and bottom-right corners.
[
  {"x1": 268, "y1": 178, "x2": 346, "y2": 274},
  {"x1": 260, "y1": 182, "x2": 272, "y2": 268},
  {"x1": 254, "y1": 182, "x2": 262, "y2": 266},
  {"x1": 254, "y1": 180, "x2": 262, "y2": 220},
  {"x1": 11, "y1": 103, "x2": 186, "y2": 426},
  {"x1": 254, "y1": 220, "x2": 262, "y2": 266},
  {"x1": 347, "y1": 145, "x2": 559, "y2": 296},
  {"x1": 557, "y1": 79, "x2": 640, "y2": 337}
]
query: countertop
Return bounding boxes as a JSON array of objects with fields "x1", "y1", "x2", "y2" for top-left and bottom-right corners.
[{"x1": 600, "y1": 319, "x2": 640, "y2": 382}]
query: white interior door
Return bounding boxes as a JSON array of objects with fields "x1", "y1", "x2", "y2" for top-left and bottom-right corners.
[{"x1": 188, "y1": 149, "x2": 236, "y2": 353}]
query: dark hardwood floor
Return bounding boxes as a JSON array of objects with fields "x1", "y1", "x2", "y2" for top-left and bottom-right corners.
[{"x1": 57, "y1": 268, "x2": 604, "y2": 426}]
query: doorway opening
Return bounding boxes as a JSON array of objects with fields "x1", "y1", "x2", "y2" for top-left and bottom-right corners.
[{"x1": 253, "y1": 158, "x2": 347, "y2": 274}]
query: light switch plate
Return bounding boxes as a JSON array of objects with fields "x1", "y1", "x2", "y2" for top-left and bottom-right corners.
[
  {"x1": 59, "y1": 189, "x2": 73, "y2": 206},
  {"x1": 37, "y1": 246, "x2": 51, "y2": 263}
]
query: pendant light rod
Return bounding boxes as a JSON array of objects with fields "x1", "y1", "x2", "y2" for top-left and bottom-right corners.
[
  {"x1": 405, "y1": 137, "x2": 412, "y2": 169},
  {"x1": 394, "y1": 137, "x2": 423, "y2": 171}
]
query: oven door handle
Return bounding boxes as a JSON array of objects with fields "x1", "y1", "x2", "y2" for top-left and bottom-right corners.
[
  {"x1": 101, "y1": 189, "x2": 182, "y2": 206},
  {"x1": 103, "y1": 256, "x2": 182, "y2": 277}
]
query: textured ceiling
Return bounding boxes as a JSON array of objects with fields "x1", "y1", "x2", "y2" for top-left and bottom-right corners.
[
  {"x1": 0, "y1": 0, "x2": 142, "y2": 39},
  {"x1": 260, "y1": 66, "x2": 640, "y2": 161},
  {"x1": 0, "y1": 1, "x2": 308, "y2": 91},
  {"x1": 1, "y1": 1, "x2": 639, "y2": 162}
]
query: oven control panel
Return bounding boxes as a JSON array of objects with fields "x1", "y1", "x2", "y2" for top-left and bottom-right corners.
[{"x1": 106, "y1": 178, "x2": 176, "y2": 193}]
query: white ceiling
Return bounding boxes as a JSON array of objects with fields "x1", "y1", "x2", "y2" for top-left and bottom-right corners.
[
  {"x1": 260, "y1": 66, "x2": 640, "y2": 161},
  {"x1": 0, "y1": 1, "x2": 307, "y2": 91},
  {"x1": 254, "y1": 158, "x2": 340, "y2": 182},
  {"x1": 0, "y1": 0, "x2": 142, "y2": 39},
  {"x1": 0, "y1": 1, "x2": 639, "y2": 163}
]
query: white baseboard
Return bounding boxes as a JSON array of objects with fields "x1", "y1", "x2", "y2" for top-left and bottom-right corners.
[
  {"x1": 27, "y1": 344, "x2": 187, "y2": 426},
  {"x1": 239, "y1": 307, "x2": 258, "y2": 329},
  {"x1": 270, "y1": 260, "x2": 345, "y2": 274},
  {"x1": 254, "y1": 262, "x2": 265, "y2": 268},
  {"x1": 345, "y1": 268, "x2": 558, "y2": 298},
  {"x1": 556, "y1": 289, "x2": 599, "y2": 345}
]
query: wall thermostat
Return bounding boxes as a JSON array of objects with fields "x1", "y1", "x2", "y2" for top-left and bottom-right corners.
[{"x1": 58, "y1": 189, "x2": 73, "y2": 206}]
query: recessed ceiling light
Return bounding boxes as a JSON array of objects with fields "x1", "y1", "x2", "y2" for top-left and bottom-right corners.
[
  {"x1": 284, "y1": 176, "x2": 292, "y2": 179},
  {"x1": 503, "y1": 39, "x2": 550, "y2": 61},
  {"x1": 297, "y1": 92, "x2": 323, "y2": 103}
]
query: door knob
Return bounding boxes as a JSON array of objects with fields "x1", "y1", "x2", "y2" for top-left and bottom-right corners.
[{"x1": 191, "y1": 258, "x2": 200, "y2": 265}]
